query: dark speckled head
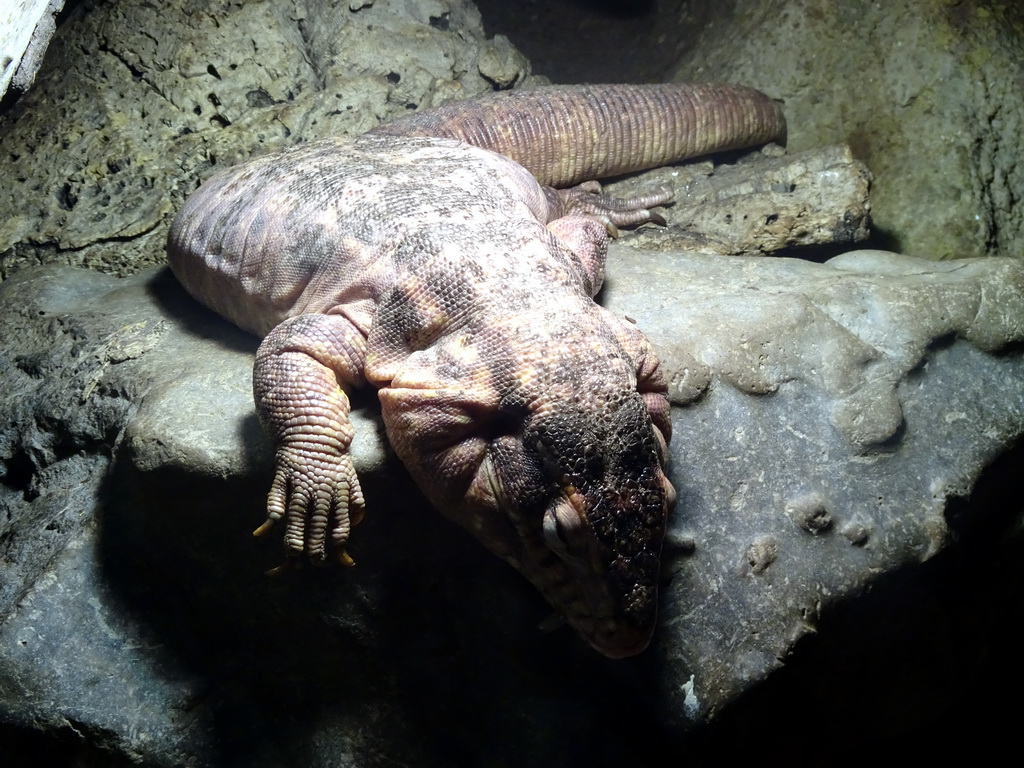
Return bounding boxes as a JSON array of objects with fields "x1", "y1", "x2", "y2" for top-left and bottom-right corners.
[
  {"x1": 497, "y1": 388, "x2": 673, "y2": 656},
  {"x1": 378, "y1": 303, "x2": 675, "y2": 657}
]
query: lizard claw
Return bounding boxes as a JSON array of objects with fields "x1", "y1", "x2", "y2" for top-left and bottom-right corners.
[
  {"x1": 261, "y1": 544, "x2": 354, "y2": 576},
  {"x1": 264, "y1": 558, "x2": 295, "y2": 577},
  {"x1": 252, "y1": 516, "x2": 279, "y2": 538},
  {"x1": 599, "y1": 218, "x2": 620, "y2": 239}
]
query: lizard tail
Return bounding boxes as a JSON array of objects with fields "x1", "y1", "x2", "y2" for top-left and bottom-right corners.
[{"x1": 368, "y1": 83, "x2": 787, "y2": 188}]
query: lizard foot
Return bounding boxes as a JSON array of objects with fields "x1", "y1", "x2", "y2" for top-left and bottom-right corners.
[
  {"x1": 254, "y1": 442, "x2": 366, "y2": 565},
  {"x1": 552, "y1": 180, "x2": 674, "y2": 233}
]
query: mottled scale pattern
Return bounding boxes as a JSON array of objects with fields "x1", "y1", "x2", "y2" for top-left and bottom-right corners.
[
  {"x1": 167, "y1": 83, "x2": 786, "y2": 657},
  {"x1": 171, "y1": 136, "x2": 554, "y2": 336}
]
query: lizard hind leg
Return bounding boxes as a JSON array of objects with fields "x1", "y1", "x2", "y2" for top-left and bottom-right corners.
[
  {"x1": 544, "y1": 182, "x2": 673, "y2": 297},
  {"x1": 548, "y1": 180, "x2": 674, "y2": 234},
  {"x1": 253, "y1": 313, "x2": 368, "y2": 566}
]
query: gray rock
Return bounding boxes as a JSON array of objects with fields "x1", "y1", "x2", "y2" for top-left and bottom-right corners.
[
  {"x1": 602, "y1": 248, "x2": 1024, "y2": 727},
  {"x1": 1, "y1": 247, "x2": 1022, "y2": 766},
  {"x1": 610, "y1": 143, "x2": 872, "y2": 256}
]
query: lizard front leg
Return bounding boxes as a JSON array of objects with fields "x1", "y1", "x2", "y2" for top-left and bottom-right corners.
[{"x1": 253, "y1": 313, "x2": 368, "y2": 565}]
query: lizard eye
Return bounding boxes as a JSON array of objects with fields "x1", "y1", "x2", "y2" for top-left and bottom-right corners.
[
  {"x1": 542, "y1": 499, "x2": 584, "y2": 556},
  {"x1": 542, "y1": 505, "x2": 567, "y2": 552}
]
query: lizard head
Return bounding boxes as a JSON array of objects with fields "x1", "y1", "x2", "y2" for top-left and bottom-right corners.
[
  {"x1": 377, "y1": 309, "x2": 675, "y2": 657},
  {"x1": 493, "y1": 387, "x2": 676, "y2": 657}
]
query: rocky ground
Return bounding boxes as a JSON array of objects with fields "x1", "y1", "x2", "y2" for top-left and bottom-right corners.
[{"x1": 2, "y1": 1, "x2": 1023, "y2": 766}]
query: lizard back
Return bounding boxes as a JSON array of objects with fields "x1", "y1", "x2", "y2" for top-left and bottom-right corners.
[{"x1": 168, "y1": 134, "x2": 572, "y2": 341}]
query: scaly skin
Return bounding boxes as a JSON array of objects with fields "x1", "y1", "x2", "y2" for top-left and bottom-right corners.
[
  {"x1": 369, "y1": 83, "x2": 786, "y2": 187},
  {"x1": 167, "y1": 83, "x2": 786, "y2": 657}
]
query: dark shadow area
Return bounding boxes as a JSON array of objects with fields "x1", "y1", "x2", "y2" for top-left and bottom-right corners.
[
  {"x1": 0, "y1": 724, "x2": 139, "y2": 768},
  {"x1": 474, "y1": 0, "x2": 689, "y2": 84},
  {"x1": 145, "y1": 265, "x2": 260, "y2": 356},
  {"x1": 93, "y1": 445, "x2": 418, "y2": 765},
  {"x1": 863, "y1": 223, "x2": 904, "y2": 255},
  {"x1": 85, "y1": 433, "x2": 681, "y2": 766},
  {"x1": 567, "y1": 0, "x2": 660, "y2": 16},
  {"x1": 770, "y1": 239, "x2": 874, "y2": 263}
]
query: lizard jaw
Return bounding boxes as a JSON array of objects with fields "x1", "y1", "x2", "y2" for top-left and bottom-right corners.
[
  {"x1": 542, "y1": 491, "x2": 660, "y2": 658},
  {"x1": 473, "y1": 457, "x2": 637, "y2": 653},
  {"x1": 480, "y1": 466, "x2": 660, "y2": 657}
]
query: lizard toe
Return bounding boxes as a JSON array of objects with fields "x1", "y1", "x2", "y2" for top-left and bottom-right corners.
[
  {"x1": 262, "y1": 444, "x2": 364, "y2": 566},
  {"x1": 555, "y1": 182, "x2": 674, "y2": 228}
]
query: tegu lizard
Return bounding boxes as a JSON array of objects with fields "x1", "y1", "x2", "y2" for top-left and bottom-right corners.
[{"x1": 167, "y1": 83, "x2": 786, "y2": 657}]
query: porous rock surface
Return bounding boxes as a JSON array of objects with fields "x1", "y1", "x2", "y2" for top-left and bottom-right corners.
[
  {"x1": 1, "y1": 247, "x2": 1022, "y2": 766},
  {"x1": 0, "y1": 0, "x2": 529, "y2": 278},
  {"x1": 665, "y1": 0, "x2": 1024, "y2": 262}
]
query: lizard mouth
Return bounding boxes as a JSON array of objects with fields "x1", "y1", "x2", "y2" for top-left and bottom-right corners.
[
  {"x1": 473, "y1": 425, "x2": 665, "y2": 657},
  {"x1": 535, "y1": 487, "x2": 658, "y2": 657},
  {"x1": 478, "y1": 460, "x2": 640, "y2": 653}
]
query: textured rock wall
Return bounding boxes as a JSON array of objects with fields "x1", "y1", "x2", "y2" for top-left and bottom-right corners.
[
  {"x1": 0, "y1": 0, "x2": 528, "y2": 277},
  {"x1": 665, "y1": 0, "x2": 1024, "y2": 261}
]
